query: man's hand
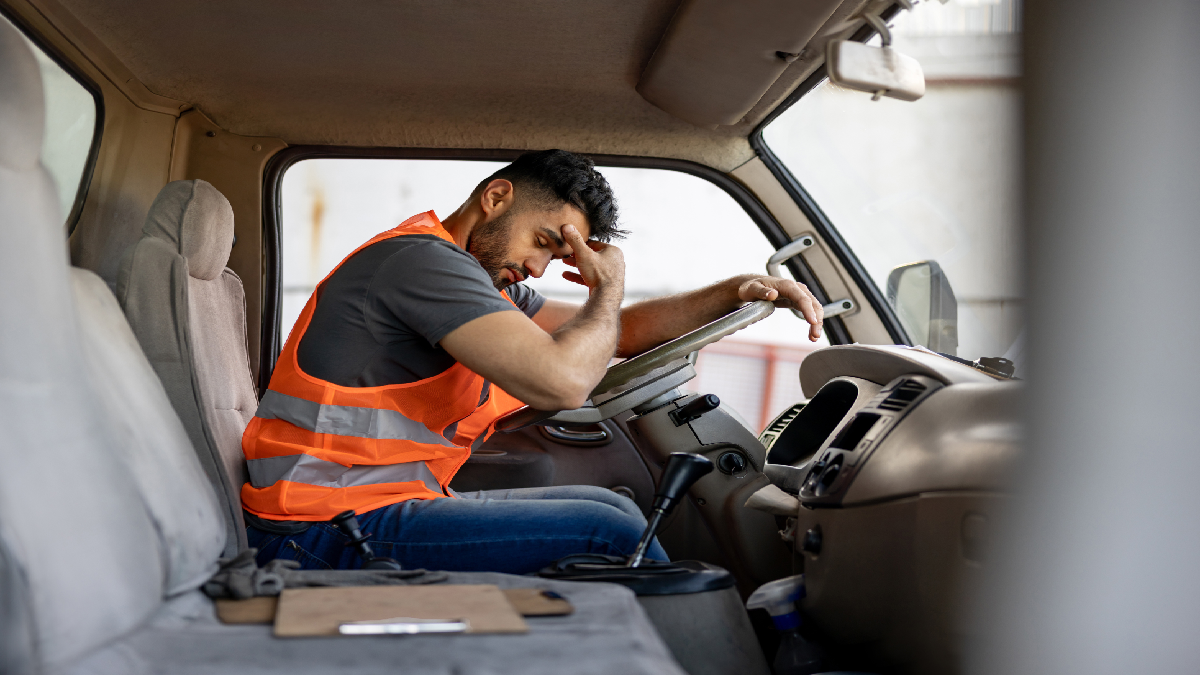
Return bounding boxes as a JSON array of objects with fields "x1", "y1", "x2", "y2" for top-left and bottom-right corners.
[
  {"x1": 737, "y1": 275, "x2": 824, "y2": 341},
  {"x1": 440, "y1": 224, "x2": 625, "y2": 411},
  {"x1": 560, "y1": 224, "x2": 625, "y2": 292}
]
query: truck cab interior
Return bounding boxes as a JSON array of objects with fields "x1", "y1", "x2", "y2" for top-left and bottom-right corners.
[{"x1": 4, "y1": 1, "x2": 1197, "y2": 674}]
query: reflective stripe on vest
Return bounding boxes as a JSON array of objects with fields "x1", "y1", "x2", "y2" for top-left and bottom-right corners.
[
  {"x1": 240, "y1": 211, "x2": 525, "y2": 522},
  {"x1": 246, "y1": 453, "x2": 441, "y2": 493},
  {"x1": 256, "y1": 390, "x2": 457, "y2": 447}
]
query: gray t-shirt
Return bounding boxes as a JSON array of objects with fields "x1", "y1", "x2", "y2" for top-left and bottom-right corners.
[{"x1": 296, "y1": 234, "x2": 545, "y2": 387}]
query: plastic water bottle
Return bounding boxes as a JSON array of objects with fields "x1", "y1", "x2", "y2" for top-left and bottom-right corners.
[{"x1": 746, "y1": 575, "x2": 823, "y2": 675}]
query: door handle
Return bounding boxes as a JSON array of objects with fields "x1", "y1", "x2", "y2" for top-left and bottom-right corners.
[{"x1": 540, "y1": 425, "x2": 611, "y2": 445}]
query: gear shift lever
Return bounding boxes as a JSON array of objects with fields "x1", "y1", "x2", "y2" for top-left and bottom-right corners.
[{"x1": 627, "y1": 452, "x2": 714, "y2": 568}]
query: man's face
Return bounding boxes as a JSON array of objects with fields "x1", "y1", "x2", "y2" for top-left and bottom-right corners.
[{"x1": 468, "y1": 201, "x2": 591, "y2": 290}]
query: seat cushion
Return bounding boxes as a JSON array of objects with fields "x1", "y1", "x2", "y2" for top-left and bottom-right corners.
[
  {"x1": 71, "y1": 267, "x2": 226, "y2": 596},
  {"x1": 61, "y1": 574, "x2": 687, "y2": 675},
  {"x1": 115, "y1": 180, "x2": 261, "y2": 556},
  {"x1": 188, "y1": 268, "x2": 257, "y2": 493},
  {"x1": 116, "y1": 235, "x2": 247, "y2": 555}
]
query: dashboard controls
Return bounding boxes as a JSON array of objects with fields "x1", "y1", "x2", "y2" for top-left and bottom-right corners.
[
  {"x1": 670, "y1": 394, "x2": 721, "y2": 426},
  {"x1": 803, "y1": 459, "x2": 826, "y2": 491},
  {"x1": 717, "y1": 450, "x2": 749, "y2": 475},
  {"x1": 792, "y1": 375, "x2": 943, "y2": 504},
  {"x1": 801, "y1": 526, "x2": 823, "y2": 555},
  {"x1": 831, "y1": 412, "x2": 881, "y2": 450},
  {"x1": 813, "y1": 454, "x2": 844, "y2": 497}
]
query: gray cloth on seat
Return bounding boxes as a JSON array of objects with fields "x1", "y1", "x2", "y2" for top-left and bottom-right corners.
[
  {"x1": 0, "y1": 20, "x2": 168, "y2": 669},
  {"x1": 72, "y1": 268, "x2": 226, "y2": 596},
  {"x1": 202, "y1": 549, "x2": 448, "y2": 600},
  {"x1": 0, "y1": 536, "x2": 37, "y2": 675},
  {"x1": 64, "y1": 574, "x2": 688, "y2": 675},
  {"x1": 141, "y1": 178, "x2": 235, "y2": 282},
  {"x1": 115, "y1": 180, "x2": 257, "y2": 556}
]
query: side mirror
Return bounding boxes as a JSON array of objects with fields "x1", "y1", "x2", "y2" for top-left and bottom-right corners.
[
  {"x1": 825, "y1": 39, "x2": 925, "y2": 102},
  {"x1": 887, "y1": 261, "x2": 958, "y2": 355}
]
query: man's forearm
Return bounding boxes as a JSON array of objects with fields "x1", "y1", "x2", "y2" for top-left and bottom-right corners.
[
  {"x1": 549, "y1": 282, "x2": 624, "y2": 397},
  {"x1": 439, "y1": 284, "x2": 622, "y2": 411},
  {"x1": 615, "y1": 275, "x2": 753, "y2": 357}
]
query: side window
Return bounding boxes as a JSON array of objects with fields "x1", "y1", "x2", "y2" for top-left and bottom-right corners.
[
  {"x1": 4, "y1": 14, "x2": 100, "y2": 227},
  {"x1": 280, "y1": 159, "x2": 827, "y2": 430},
  {"x1": 762, "y1": 1, "x2": 1022, "y2": 365}
]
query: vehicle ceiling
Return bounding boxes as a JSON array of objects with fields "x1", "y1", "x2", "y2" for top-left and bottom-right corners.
[{"x1": 34, "y1": 0, "x2": 872, "y2": 171}]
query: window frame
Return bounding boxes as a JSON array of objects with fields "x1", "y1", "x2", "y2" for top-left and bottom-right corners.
[
  {"x1": 2, "y1": 6, "x2": 106, "y2": 234},
  {"x1": 258, "y1": 146, "x2": 854, "y2": 393},
  {"x1": 749, "y1": 9, "x2": 911, "y2": 346}
]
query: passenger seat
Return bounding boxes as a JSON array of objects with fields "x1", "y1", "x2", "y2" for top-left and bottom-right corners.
[{"x1": 114, "y1": 180, "x2": 257, "y2": 555}]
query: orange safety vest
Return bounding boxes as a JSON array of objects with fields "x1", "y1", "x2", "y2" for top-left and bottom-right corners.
[{"x1": 241, "y1": 212, "x2": 525, "y2": 521}]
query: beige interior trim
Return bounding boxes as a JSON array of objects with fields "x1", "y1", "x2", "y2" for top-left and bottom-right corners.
[
  {"x1": 734, "y1": 0, "x2": 883, "y2": 129},
  {"x1": 2, "y1": 0, "x2": 186, "y2": 115},
  {"x1": 169, "y1": 109, "x2": 287, "y2": 376},
  {"x1": 637, "y1": 0, "x2": 845, "y2": 127},
  {"x1": 730, "y1": 158, "x2": 891, "y2": 345}
]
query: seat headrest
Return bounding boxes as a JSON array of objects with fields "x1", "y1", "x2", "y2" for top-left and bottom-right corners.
[
  {"x1": 0, "y1": 19, "x2": 44, "y2": 171},
  {"x1": 142, "y1": 180, "x2": 235, "y2": 281}
]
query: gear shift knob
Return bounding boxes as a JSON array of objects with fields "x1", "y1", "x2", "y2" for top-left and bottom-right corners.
[
  {"x1": 628, "y1": 452, "x2": 714, "y2": 568},
  {"x1": 653, "y1": 452, "x2": 715, "y2": 515}
]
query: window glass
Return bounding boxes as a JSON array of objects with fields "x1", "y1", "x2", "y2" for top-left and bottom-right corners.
[
  {"x1": 762, "y1": 0, "x2": 1023, "y2": 368},
  {"x1": 5, "y1": 14, "x2": 98, "y2": 224},
  {"x1": 280, "y1": 159, "x2": 828, "y2": 430}
]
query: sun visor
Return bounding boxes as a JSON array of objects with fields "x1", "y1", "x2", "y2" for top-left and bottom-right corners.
[{"x1": 638, "y1": 0, "x2": 846, "y2": 127}]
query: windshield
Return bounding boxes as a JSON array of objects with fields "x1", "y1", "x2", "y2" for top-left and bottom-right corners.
[{"x1": 762, "y1": 0, "x2": 1023, "y2": 368}]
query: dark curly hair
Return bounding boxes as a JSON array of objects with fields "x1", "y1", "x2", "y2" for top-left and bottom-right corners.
[{"x1": 476, "y1": 149, "x2": 626, "y2": 242}]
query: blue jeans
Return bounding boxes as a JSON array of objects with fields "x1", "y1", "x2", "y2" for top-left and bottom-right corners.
[{"x1": 247, "y1": 485, "x2": 669, "y2": 575}]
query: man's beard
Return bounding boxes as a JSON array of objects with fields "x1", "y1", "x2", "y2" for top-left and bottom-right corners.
[{"x1": 468, "y1": 210, "x2": 530, "y2": 290}]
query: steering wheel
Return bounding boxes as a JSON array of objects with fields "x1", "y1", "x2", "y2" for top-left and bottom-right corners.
[{"x1": 495, "y1": 300, "x2": 775, "y2": 431}]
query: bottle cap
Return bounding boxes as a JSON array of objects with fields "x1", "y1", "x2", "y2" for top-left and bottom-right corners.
[
  {"x1": 746, "y1": 574, "x2": 806, "y2": 631},
  {"x1": 771, "y1": 611, "x2": 801, "y2": 631}
]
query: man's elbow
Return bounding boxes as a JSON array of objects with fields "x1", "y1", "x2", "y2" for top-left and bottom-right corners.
[
  {"x1": 529, "y1": 387, "x2": 590, "y2": 412},
  {"x1": 518, "y1": 376, "x2": 593, "y2": 411}
]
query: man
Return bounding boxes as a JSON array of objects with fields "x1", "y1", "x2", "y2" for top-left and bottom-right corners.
[{"x1": 242, "y1": 150, "x2": 824, "y2": 574}]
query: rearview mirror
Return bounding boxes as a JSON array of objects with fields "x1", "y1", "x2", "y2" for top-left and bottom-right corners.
[
  {"x1": 887, "y1": 261, "x2": 958, "y2": 354},
  {"x1": 826, "y1": 40, "x2": 925, "y2": 102}
]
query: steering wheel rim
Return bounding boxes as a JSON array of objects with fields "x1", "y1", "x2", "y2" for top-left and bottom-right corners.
[
  {"x1": 495, "y1": 300, "x2": 775, "y2": 432},
  {"x1": 589, "y1": 300, "x2": 775, "y2": 396}
]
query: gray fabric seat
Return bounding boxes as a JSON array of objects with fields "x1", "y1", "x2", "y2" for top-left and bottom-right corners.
[
  {"x1": 0, "y1": 22, "x2": 215, "y2": 671},
  {"x1": 61, "y1": 573, "x2": 680, "y2": 675},
  {"x1": 115, "y1": 179, "x2": 258, "y2": 555},
  {"x1": 0, "y1": 20, "x2": 685, "y2": 675}
]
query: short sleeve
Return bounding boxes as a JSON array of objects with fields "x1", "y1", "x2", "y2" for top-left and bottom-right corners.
[
  {"x1": 365, "y1": 238, "x2": 520, "y2": 347},
  {"x1": 505, "y1": 283, "x2": 546, "y2": 318}
]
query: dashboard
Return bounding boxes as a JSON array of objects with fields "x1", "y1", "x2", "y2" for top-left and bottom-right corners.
[
  {"x1": 758, "y1": 345, "x2": 1020, "y2": 508},
  {"x1": 751, "y1": 344, "x2": 1023, "y2": 673}
]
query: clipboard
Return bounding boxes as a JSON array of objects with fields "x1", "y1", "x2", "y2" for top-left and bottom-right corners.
[{"x1": 272, "y1": 584, "x2": 528, "y2": 637}]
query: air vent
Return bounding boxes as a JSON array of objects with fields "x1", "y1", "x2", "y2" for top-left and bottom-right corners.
[
  {"x1": 877, "y1": 380, "x2": 927, "y2": 412},
  {"x1": 764, "y1": 403, "x2": 805, "y2": 434},
  {"x1": 759, "y1": 403, "x2": 806, "y2": 453}
]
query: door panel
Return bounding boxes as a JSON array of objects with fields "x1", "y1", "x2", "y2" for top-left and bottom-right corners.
[{"x1": 452, "y1": 420, "x2": 656, "y2": 515}]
